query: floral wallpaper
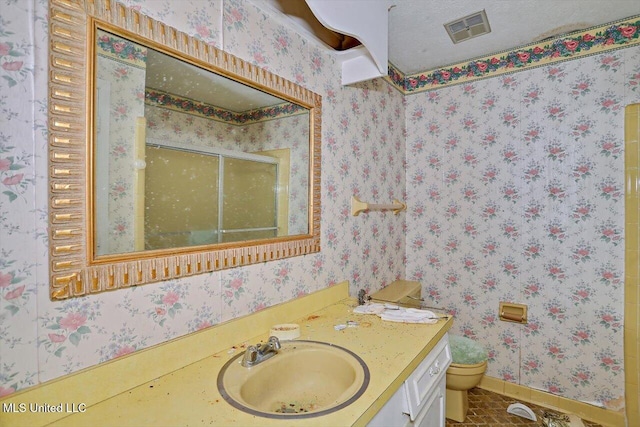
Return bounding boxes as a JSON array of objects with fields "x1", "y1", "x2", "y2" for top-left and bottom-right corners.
[
  {"x1": 0, "y1": 0, "x2": 406, "y2": 396},
  {"x1": 95, "y1": 31, "x2": 147, "y2": 255},
  {"x1": 405, "y1": 46, "x2": 640, "y2": 409},
  {"x1": 1, "y1": 0, "x2": 638, "y2": 417}
]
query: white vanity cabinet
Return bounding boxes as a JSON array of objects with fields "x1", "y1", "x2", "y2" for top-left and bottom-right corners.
[{"x1": 368, "y1": 333, "x2": 451, "y2": 427}]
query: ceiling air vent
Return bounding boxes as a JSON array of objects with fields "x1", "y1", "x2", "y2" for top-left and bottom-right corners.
[{"x1": 444, "y1": 10, "x2": 491, "y2": 44}]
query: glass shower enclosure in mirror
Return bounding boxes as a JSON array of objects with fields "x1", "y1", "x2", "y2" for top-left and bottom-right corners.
[
  {"x1": 47, "y1": 0, "x2": 321, "y2": 300},
  {"x1": 93, "y1": 28, "x2": 309, "y2": 257}
]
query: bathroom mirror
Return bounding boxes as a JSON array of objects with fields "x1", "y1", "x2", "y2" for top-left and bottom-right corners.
[{"x1": 48, "y1": 0, "x2": 321, "y2": 300}]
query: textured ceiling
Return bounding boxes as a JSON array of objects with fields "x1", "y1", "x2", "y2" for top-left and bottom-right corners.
[
  {"x1": 261, "y1": 0, "x2": 640, "y2": 76},
  {"x1": 388, "y1": 0, "x2": 640, "y2": 75}
]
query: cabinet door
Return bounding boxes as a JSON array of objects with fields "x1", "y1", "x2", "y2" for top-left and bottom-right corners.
[
  {"x1": 413, "y1": 378, "x2": 446, "y2": 427},
  {"x1": 367, "y1": 385, "x2": 411, "y2": 427}
]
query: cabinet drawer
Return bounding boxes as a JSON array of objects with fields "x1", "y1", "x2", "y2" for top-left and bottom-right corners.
[{"x1": 403, "y1": 334, "x2": 451, "y2": 420}]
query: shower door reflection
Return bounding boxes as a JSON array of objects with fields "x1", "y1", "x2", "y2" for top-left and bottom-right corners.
[{"x1": 144, "y1": 145, "x2": 281, "y2": 250}]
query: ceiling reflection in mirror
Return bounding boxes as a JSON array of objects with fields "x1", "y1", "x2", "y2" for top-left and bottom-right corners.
[{"x1": 93, "y1": 28, "x2": 310, "y2": 257}]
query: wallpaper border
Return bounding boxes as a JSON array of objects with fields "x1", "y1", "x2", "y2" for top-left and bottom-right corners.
[{"x1": 387, "y1": 15, "x2": 640, "y2": 94}]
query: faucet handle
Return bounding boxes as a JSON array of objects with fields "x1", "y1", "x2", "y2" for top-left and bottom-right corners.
[
  {"x1": 241, "y1": 345, "x2": 258, "y2": 367},
  {"x1": 268, "y1": 336, "x2": 281, "y2": 350}
]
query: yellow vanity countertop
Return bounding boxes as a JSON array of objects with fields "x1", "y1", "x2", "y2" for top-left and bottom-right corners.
[{"x1": 3, "y1": 284, "x2": 452, "y2": 427}]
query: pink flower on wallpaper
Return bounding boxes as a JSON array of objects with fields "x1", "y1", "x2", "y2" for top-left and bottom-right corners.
[
  {"x1": 461, "y1": 116, "x2": 477, "y2": 131},
  {"x1": 225, "y1": 7, "x2": 244, "y2": 28},
  {"x1": 524, "y1": 87, "x2": 540, "y2": 105},
  {"x1": 571, "y1": 287, "x2": 592, "y2": 305},
  {"x1": 427, "y1": 154, "x2": 441, "y2": 169},
  {"x1": 502, "y1": 222, "x2": 518, "y2": 239},
  {"x1": 195, "y1": 24, "x2": 211, "y2": 39},
  {"x1": 427, "y1": 220, "x2": 441, "y2": 236},
  {"x1": 0, "y1": 386, "x2": 15, "y2": 397},
  {"x1": 480, "y1": 131, "x2": 497, "y2": 147},
  {"x1": 427, "y1": 121, "x2": 441, "y2": 135},
  {"x1": 572, "y1": 161, "x2": 592, "y2": 180},
  {"x1": 444, "y1": 102, "x2": 458, "y2": 117},
  {"x1": 462, "y1": 257, "x2": 477, "y2": 273},
  {"x1": 444, "y1": 169, "x2": 459, "y2": 185},
  {"x1": 481, "y1": 167, "x2": 497, "y2": 183},
  {"x1": 427, "y1": 187, "x2": 440, "y2": 202},
  {"x1": 500, "y1": 109, "x2": 518, "y2": 128},
  {"x1": 546, "y1": 303, "x2": 566, "y2": 321},
  {"x1": 196, "y1": 321, "x2": 213, "y2": 330},
  {"x1": 2, "y1": 61, "x2": 23, "y2": 71},
  {"x1": 571, "y1": 244, "x2": 592, "y2": 263},
  {"x1": 547, "y1": 263, "x2": 566, "y2": 281},
  {"x1": 48, "y1": 333, "x2": 66, "y2": 343},
  {"x1": 463, "y1": 151, "x2": 478, "y2": 166},
  {"x1": 524, "y1": 281, "x2": 541, "y2": 297},
  {"x1": 2, "y1": 174, "x2": 23, "y2": 186},
  {"x1": 599, "y1": 138, "x2": 622, "y2": 158},
  {"x1": 523, "y1": 242, "x2": 541, "y2": 259},
  {"x1": 462, "y1": 292, "x2": 477, "y2": 306},
  {"x1": 599, "y1": 355, "x2": 621, "y2": 373},
  {"x1": 445, "y1": 203, "x2": 459, "y2": 219},
  {"x1": 598, "y1": 222, "x2": 622, "y2": 245},
  {"x1": 547, "y1": 222, "x2": 566, "y2": 241},
  {"x1": 547, "y1": 67, "x2": 566, "y2": 81},
  {"x1": 482, "y1": 275, "x2": 498, "y2": 291},
  {"x1": 523, "y1": 358, "x2": 541, "y2": 373},
  {"x1": 546, "y1": 102, "x2": 566, "y2": 121},
  {"x1": 59, "y1": 313, "x2": 87, "y2": 331},
  {"x1": 571, "y1": 202, "x2": 592, "y2": 222},
  {"x1": 524, "y1": 126, "x2": 541, "y2": 143},
  {"x1": 598, "y1": 178, "x2": 622, "y2": 200},
  {"x1": 501, "y1": 184, "x2": 519, "y2": 203},
  {"x1": 482, "y1": 240, "x2": 497, "y2": 255},
  {"x1": 481, "y1": 202, "x2": 497, "y2": 219},
  {"x1": 481, "y1": 96, "x2": 496, "y2": 111},
  {"x1": 0, "y1": 158, "x2": 12, "y2": 171},
  {"x1": 546, "y1": 182, "x2": 566, "y2": 200},
  {"x1": 525, "y1": 321, "x2": 541, "y2": 336},
  {"x1": 501, "y1": 147, "x2": 518, "y2": 163},
  {"x1": 229, "y1": 278, "x2": 243, "y2": 290},
  {"x1": 501, "y1": 258, "x2": 518, "y2": 277},
  {"x1": 546, "y1": 343, "x2": 565, "y2": 360},
  {"x1": 0, "y1": 272, "x2": 13, "y2": 288},
  {"x1": 162, "y1": 291, "x2": 179, "y2": 306},
  {"x1": 571, "y1": 325, "x2": 592, "y2": 344},
  {"x1": 114, "y1": 345, "x2": 136, "y2": 358},
  {"x1": 445, "y1": 136, "x2": 459, "y2": 151},
  {"x1": 463, "y1": 186, "x2": 478, "y2": 202},
  {"x1": 480, "y1": 313, "x2": 496, "y2": 327},
  {"x1": 598, "y1": 266, "x2": 621, "y2": 286},
  {"x1": 599, "y1": 312, "x2": 621, "y2": 330},
  {"x1": 463, "y1": 220, "x2": 477, "y2": 237},
  {"x1": 0, "y1": 42, "x2": 11, "y2": 55},
  {"x1": 444, "y1": 272, "x2": 459, "y2": 287},
  {"x1": 155, "y1": 307, "x2": 166, "y2": 316},
  {"x1": 428, "y1": 255, "x2": 441, "y2": 269},
  {"x1": 4, "y1": 285, "x2": 24, "y2": 300}
]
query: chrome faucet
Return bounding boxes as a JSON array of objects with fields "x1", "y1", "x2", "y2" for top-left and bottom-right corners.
[{"x1": 241, "y1": 336, "x2": 281, "y2": 367}]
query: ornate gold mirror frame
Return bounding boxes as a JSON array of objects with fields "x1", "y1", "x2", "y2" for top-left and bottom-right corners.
[{"x1": 48, "y1": 0, "x2": 321, "y2": 300}]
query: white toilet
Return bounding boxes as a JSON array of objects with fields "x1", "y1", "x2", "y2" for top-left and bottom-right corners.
[
  {"x1": 369, "y1": 281, "x2": 488, "y2": 423},
  {"x1": 445, "y1": 334, "x2": 487, "y2": 422}
]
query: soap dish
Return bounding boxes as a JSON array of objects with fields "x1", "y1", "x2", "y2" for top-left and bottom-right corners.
[
  {"x1": 506, "y1": 403, "x2": 537, "y2": 421},
  {"x1": 269, "y1": 323, "x2": 300, "y2": 340}
]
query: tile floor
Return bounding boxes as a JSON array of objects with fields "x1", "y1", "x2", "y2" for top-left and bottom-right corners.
[{"x1": 445, "y1": 388, "x2": 603, "y2": 427}]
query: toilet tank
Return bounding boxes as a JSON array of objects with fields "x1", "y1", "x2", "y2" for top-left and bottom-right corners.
[{"x1": 371, "y1": 280, "x2": 422, "y2": 308}]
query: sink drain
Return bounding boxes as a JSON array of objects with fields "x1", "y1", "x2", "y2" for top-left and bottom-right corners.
[{"x1": 274, "y1": 401, "x2": 320, "y2": 414}]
